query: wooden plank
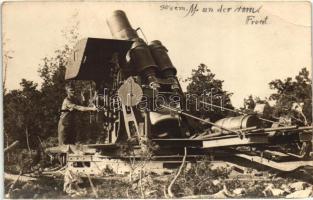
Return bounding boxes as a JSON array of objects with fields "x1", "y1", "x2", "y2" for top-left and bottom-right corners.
[
  {"x1": 234, "y1": 153, "x2": 313, "y2": 171},
  {"x1": 86, "y1": 143, "x2": 118, "y2": 149},
  {"x1": 202, "y1": 135, "x2": 268, "y2": 148}
]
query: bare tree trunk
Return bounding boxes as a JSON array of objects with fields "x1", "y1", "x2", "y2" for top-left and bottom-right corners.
[
  {"x1": 3, "y1": 58, "x2": 8, "y2": 90},
  {"x1": 25, "y1": 127, "x2": 32, "y2": 156}
]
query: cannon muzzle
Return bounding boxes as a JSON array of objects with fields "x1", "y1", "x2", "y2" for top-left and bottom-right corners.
[{"x1": 106, "y1": 10, "x2": 138, "y2": 40}]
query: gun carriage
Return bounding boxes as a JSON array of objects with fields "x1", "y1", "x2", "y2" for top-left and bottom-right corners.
[{"x1": 47, "y1": 10, "x2": 313, "y2": 177}]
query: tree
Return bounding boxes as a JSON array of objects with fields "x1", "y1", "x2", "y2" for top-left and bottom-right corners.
[
  {"x1": 3, "y1": 11, "x2": 102, "y2": 148},
  {"x1": 269, "y1": 67, "x2": 312, "y2": 125},
  {"x1": 185, "y1": 63, "x2": 234, "y2": 123},
  {"x1": 3, "y1": 35, "x2": 14, "y2": 92},
  {"x1": 4, "y1": 79, "x2": 42, "y2": 148}
]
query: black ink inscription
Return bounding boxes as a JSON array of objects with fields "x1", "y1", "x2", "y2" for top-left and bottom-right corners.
[
  {"x1": 160, "y1": 4, "x2": 269, "y2": 25},
  {"x1": 246, "y1": 15, "x2": 269, "y2": 25},
  {"x1": 185, "y1": 3, "x2": 199, "y2": 17}
]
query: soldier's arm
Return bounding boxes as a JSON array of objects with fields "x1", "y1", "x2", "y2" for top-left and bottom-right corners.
[
  {"x1": 65, "y1": 99, "x2": 97, "y2": 112},
  {"x1": 73, "y1": 105, "x2": 97, "y2": 112}
]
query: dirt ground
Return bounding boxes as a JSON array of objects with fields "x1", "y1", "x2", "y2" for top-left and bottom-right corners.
[{"x1": 4, "y1": 160, "x2": 313, "y2": 199}]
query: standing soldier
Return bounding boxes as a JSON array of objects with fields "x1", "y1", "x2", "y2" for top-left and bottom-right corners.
[{"x1": 58, "y1": 84, "x2": 97, "y2": 145}]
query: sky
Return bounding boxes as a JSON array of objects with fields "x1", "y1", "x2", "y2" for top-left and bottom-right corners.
[{"x1": 2, "y1": 1, "x2": 311, "y2": 108}]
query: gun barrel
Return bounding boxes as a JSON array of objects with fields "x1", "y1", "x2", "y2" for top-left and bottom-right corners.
[
  {"x1": 106, "y1": 10, "x2": 138, "y2": 40},
  {"x1": 107, "y1": 10, "x2": 159, "y2": 82}
]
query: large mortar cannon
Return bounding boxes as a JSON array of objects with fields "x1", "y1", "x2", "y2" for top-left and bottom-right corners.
[
  {"x1": 64, "y1": 10, "x2": 191, "y2": 145},
  {"x1": 45, "y1": 10, "x2": 313, "y2": 178}
]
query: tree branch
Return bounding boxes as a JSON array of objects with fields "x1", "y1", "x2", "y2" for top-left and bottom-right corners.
[{"x1": 167, "y1": 147, "x2": 187, "y2": 198}]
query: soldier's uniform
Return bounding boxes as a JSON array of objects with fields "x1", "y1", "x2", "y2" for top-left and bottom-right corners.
[{"x1": 58, "y1": 97, "x2": 80, "y2": 145}]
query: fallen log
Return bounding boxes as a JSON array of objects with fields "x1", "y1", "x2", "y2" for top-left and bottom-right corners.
[{"x1": 4, "y1": 172, "x2": 37, "y2": 182}]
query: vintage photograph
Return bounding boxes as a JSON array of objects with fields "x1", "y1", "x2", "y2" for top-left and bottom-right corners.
[{"x1": 2, "y1": 1, "x2": 312, "y2": 198}]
